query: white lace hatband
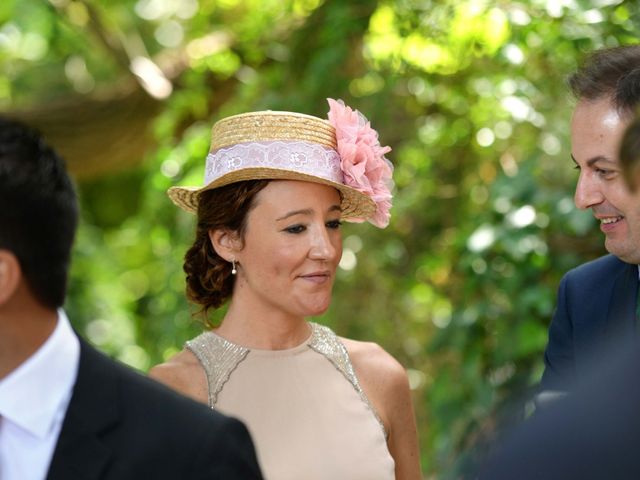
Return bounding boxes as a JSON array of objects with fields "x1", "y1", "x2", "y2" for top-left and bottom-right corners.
[{"x1": 205, "y1": 140, "x2": 344, "y2": 185}]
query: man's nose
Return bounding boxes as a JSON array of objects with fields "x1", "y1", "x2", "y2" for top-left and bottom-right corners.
[{"x1": 574, "y1": 172, "x2": 604, "y2": 210}]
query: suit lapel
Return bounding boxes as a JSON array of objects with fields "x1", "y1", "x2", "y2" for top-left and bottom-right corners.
[
  {"x1": 46, "y1": 338, "x2": 121, "y2": 480},
  {"x1": 604, "y1": 262, "x2": 639, "y2": 342}
]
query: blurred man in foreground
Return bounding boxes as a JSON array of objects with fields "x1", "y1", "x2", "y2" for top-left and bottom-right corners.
[{"x1": 0, "y1": 116, "x2": 263, "y2": 479}]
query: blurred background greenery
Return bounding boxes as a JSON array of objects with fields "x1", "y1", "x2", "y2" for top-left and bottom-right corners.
[{"x1": 2, "y1": 0, "x2": 637, "y2": 477}]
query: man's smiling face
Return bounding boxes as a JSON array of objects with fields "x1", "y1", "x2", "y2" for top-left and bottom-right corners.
[{"x1": 571, "y1": 97, "x2": 640, "y2": 264}]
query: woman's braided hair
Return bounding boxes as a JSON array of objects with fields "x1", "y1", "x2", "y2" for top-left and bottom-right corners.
[{"x1": 184, "y1": 180, "x2": 270, "y2": 314}]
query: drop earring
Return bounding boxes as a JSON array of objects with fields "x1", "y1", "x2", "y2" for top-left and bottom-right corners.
[{"x1": 231, "y1": 260, "x2": 237, "y2": 275}]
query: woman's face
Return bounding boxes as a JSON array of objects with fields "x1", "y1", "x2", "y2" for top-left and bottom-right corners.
[{"x1": 232, "y1": 180, "x2": 343, "y2": 319}]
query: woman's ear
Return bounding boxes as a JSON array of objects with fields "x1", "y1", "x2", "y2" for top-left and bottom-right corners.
[
  {"x1": 0, "y1": 250, "x2": 21, "y2": 305},
  {"x1": 208, "y1": 229, "x2": 242, "y2": 262}
]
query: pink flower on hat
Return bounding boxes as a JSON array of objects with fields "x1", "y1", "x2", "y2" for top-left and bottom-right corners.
[{"x1": 327, "y1": 98, "x2": 393, "y2": 228}]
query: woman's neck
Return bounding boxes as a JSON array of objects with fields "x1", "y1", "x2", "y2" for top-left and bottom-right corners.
[{"x1": 215, "y1": 301, "x2": 311, "y2": 350}]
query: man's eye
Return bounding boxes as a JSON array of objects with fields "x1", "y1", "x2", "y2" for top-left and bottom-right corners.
[{"x1": 596, "y1": 168, "x2": 614, "y2": 178}]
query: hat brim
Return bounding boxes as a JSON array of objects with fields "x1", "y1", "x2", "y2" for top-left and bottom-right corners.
[{"x1": 167, "y1": 167, "x2": 376, "y2": 222}]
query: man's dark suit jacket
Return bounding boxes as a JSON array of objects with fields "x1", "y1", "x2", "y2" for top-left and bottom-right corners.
[
  {"x1": 46, "y1": 338, "x2": 263, "y2": 480},
  {"x1": 481, "y1": 341, "x2": 640, "y2": 479},
  {"x1": 540, "y1": 254, "x2": 639, "y2": 392}
]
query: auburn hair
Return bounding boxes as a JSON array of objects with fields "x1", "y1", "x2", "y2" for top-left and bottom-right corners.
[{"x1": 183, "y1": 180, "x2": 269, "y2": 314}]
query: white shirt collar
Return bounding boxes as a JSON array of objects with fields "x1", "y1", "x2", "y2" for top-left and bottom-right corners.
[{"x1": 0, "y1": 309, "x2": 80, "y2": 439}]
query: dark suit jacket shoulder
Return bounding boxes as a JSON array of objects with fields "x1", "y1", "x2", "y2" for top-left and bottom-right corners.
[
  {"x1": 482, "y1": 342, "x2": 640, "y2": 479},
  {"x1": 541, "y1": 254, "x2": 639, "y2": 391},
  {"x1": 47, "y1": 338, "x2": 263, "y2": 480}
]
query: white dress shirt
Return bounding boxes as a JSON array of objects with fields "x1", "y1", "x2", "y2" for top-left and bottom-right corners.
[{"x1": 0, "y1": 310, "x2": 80, "y2": 480}]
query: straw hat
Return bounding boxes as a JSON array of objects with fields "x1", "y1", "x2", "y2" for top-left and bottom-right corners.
[{"x1": 168, "y1": 100, "x2": 393, "y2": 227}]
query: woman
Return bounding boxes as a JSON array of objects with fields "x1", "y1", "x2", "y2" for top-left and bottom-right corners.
[{"x1": 150, "y1": 99, "x2": 421, "y2": 479}]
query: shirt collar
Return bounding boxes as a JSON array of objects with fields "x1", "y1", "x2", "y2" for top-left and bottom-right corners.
[{"x1": 0, "y1": 309, "x2": 80, "y2": 438}]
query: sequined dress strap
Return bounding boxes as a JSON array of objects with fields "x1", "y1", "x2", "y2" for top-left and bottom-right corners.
[
  {"x1": 185, "y1": 332, "x2": 249, "y2": 407},
  {"x1": 308, "y1": 323, "x2": 388, "y2": 439}
]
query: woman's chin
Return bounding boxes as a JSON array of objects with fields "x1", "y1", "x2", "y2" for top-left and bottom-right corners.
[{"x1": 301, "y1": 299, "x2": 332, "y2": 317}]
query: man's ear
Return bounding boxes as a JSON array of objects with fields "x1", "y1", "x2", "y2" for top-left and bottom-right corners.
[
  {"x1": 0, "y1": 250, "x2": 21, "y2": 305},
  {"x1": 208, "y1": 229, "x2": 242, "y2": 262}
]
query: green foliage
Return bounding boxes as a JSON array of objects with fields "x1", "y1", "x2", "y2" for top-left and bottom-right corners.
[{"x1": 3, "y1": 0, "x2": 639, "y2": 477}]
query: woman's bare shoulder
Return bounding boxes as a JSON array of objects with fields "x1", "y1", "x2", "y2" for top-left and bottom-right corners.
[
  {"x1": 340, "y1": 337, "x2": 407, "y2": 385},
  {"x1": 148, "y1": 349, "x2": 208, "y2": 403},
  {"x1": 340, "y1": 337, "x2": 409, "y2": 425}
]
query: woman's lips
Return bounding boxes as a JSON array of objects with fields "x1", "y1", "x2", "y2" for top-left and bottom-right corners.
[{"x1": 299, "y1": 272, "x2": 331, "y2": 284}]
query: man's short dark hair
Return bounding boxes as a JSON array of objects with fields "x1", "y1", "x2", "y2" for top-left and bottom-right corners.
[
  {"x1": 569, "y1": 44, "x2": 640, "y2": 115},
  {"x1": 0, "y1": 116, "x2": 78, "y2": 308}
]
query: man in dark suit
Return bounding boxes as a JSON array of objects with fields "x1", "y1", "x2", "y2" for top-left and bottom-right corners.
[
  {"x1": 479, "y1": 117, "x2": 640, "y2": 480},
  {"x1": 541, "y1": 45, "x2": 640, "y2": 393},
  {"x1": 0, "y1": 116, "x2": 263, "y2": 479},
  {"x1": 481, "y1": 339, "x2": 640, "y2": 479}
]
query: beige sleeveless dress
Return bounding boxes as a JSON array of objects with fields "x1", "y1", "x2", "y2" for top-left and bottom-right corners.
[{"x1": 186, "y1": 322, "x2": 395, "y2": 480}]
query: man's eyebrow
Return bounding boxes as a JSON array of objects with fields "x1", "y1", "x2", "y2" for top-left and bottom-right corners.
[
  {"x1": 586, "y1": 156, "x2": 616, "y2": 167},
  {"x1": 571, "y1": 154, "x2": 615, "y2": 167}
]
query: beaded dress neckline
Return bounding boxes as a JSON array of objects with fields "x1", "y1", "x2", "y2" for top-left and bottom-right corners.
[{"x1": 185, "y1": 321, "x2": 387, "y2": 438}]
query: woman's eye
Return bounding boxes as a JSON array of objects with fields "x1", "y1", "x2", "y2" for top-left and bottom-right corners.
[
  {"x1": 285, "y1": 225, "x2": 305, "y2": 234},
  {"x1": 326, "y1": 220, "x2": 342, "y2": 229}
]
